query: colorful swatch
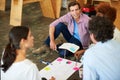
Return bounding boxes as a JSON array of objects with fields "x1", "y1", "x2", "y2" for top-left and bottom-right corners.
[
  {"x1": 57, "y1": 58, "x2": 63, "y2": 62},
  {"x1": 44, "y1": 67, "x2": 51, "y2": 71},
  {"x1": 73, "y1": 66, "x2": 79, "y2": 71},
  {"x1": 66, "y1": 60, "x2": 72, "y2": 64}
]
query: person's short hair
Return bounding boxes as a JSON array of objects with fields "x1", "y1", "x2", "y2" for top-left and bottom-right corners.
[
  {"x1": 96, "y1": 2, "x2": 117, "y2": 22},
  {"x1": 89, "y1": 16, "x2": 114, "y2": 43},
  {"x1": 68, "y1": 1, "x2": 81, "y2": 11}
]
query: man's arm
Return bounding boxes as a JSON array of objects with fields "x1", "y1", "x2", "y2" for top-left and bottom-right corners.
[
  {"x1": 49, "y1": 26, "x2": 56, "y2": 50},
  {"x1": 49, "y1": 13, "x2": 70, "y2": 50}
]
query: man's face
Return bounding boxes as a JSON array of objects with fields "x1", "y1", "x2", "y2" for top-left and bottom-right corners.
[{"x1": 69, "y1": 5, "x2": 81, "y2": 19}]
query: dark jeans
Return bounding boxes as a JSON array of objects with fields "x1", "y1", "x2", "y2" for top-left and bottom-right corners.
[{"x1": 45, "y1": 22, "x2": 83, "y2": 57}]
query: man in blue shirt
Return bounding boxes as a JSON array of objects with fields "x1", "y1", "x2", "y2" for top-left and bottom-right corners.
[{"x1": 82, "y1": 16, "x2": 120, "y2": 80}]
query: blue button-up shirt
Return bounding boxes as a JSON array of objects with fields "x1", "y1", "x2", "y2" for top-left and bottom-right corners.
[{"x1": 83, "y1": 40, "x2": 120, "y2": 80}]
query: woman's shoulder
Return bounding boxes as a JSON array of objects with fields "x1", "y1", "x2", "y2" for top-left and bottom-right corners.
[
  {"x1": 15, "y1": 59, "x2": 39, "y2": 74},
  {"x1": 12, "y1": 59, "x2": 37, "y2": 70},
  {"x1": 21, "y1": 59, "x2": 37, "y2": 68}
]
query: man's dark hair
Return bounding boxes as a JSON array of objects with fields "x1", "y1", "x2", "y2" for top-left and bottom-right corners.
[
  {"x1": 68, "y1": 1, "x2": 81, "y2": 11},
  {"x1": 89, "y1": 16, "x2": 114, "y2": 43}
]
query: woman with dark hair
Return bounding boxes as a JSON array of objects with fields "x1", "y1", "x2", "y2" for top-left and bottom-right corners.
[
  {"x1": 1, "y1": 26, "x2": 55, "y2": 80},
  {"x1": 96, "y1": 2, "x2": 120, "y2": 42},
  {"x1": 96, "y1": 2, "x2": 117, "y2": 22}
]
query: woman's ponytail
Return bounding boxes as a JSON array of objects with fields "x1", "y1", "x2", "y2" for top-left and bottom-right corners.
[{"x1": 1, "y1": 42, "x2": 17, "y2": 72}]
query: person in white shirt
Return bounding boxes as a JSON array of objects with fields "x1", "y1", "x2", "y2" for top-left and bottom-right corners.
[{"x1": 0, "y1": 26, "x2": 55, "y2": 80}]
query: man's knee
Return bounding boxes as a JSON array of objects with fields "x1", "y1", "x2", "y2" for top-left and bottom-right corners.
[{"x1": 55, "y1": 22, "x2": 67, "y2": 30}]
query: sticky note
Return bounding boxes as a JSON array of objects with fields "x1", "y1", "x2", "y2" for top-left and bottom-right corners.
[
  {"x1": 57, "y1": 58, "x2": 63, "y2": 62},
  {"x1": 73, "y1": 67, "x2": 79, "y2": 71},
  {"x1": 44, "y1": 67, "x2": 51, "y2": 71},
  {"x1": 66, "y1": 61, "x2": 72, "y2": 64}
]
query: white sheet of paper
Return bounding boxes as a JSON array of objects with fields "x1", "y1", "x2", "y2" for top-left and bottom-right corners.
[
  {"x1": 39, "y1": 57, "x2": 82, "y2": 80},
  {"x1": 59, "y1": 43, "x2": 80, "y2": 53}
]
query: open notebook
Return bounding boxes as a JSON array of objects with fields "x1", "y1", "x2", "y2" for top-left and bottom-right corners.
[{"x1": 59, "y1": 43, "x2": 80, "y2": 53}]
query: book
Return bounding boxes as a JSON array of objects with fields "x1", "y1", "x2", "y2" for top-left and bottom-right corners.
[{"x1": 59, "y1": 43, "x2": 80, "y2": 53}]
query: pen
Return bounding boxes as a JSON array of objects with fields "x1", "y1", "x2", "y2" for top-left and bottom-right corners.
[
  {"x1": 40, "y1": 60, "x2": 52, "y2": 65},
  {"x1": 54, "y1": 49, "x2": 58, "y2": 53}
]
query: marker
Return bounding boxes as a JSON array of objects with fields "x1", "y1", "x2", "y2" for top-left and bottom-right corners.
[{"x1": 40, "y1": 60, "x2": 52, "y2": 65}]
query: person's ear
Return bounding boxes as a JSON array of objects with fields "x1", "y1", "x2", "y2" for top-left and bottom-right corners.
[
  {"x1": 90, "y1": 33, "x2": 97, "y2": 44},
  {"x1": 20, "y1": 38, "x2": 26, "y2": 48},
  {"x1": 20, "y1": 38, "x2": 25, "y2": 44}
]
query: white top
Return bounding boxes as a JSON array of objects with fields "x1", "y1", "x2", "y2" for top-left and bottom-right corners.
[
  {"x1": 1, "y1": 59, "x2": 41, "y2": 80},
  {"x1": 113, "y1": 27, "x2": 120, "y2": 42}
]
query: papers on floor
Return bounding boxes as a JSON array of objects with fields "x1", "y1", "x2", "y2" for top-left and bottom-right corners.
[
  {"x1": 39, "y1": 57, "x2": 82, "y2": 80},
  {"x1": 59, "y1": 43, "x2": 80, "y2": 53}
]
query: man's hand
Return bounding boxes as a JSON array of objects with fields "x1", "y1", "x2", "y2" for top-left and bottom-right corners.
[
  {"x1": 50, "y1": 40, "x2": 57, "y2": 50},
  {"x1": 74, "y1": 49, "x2": 85, "y2": 59}
]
